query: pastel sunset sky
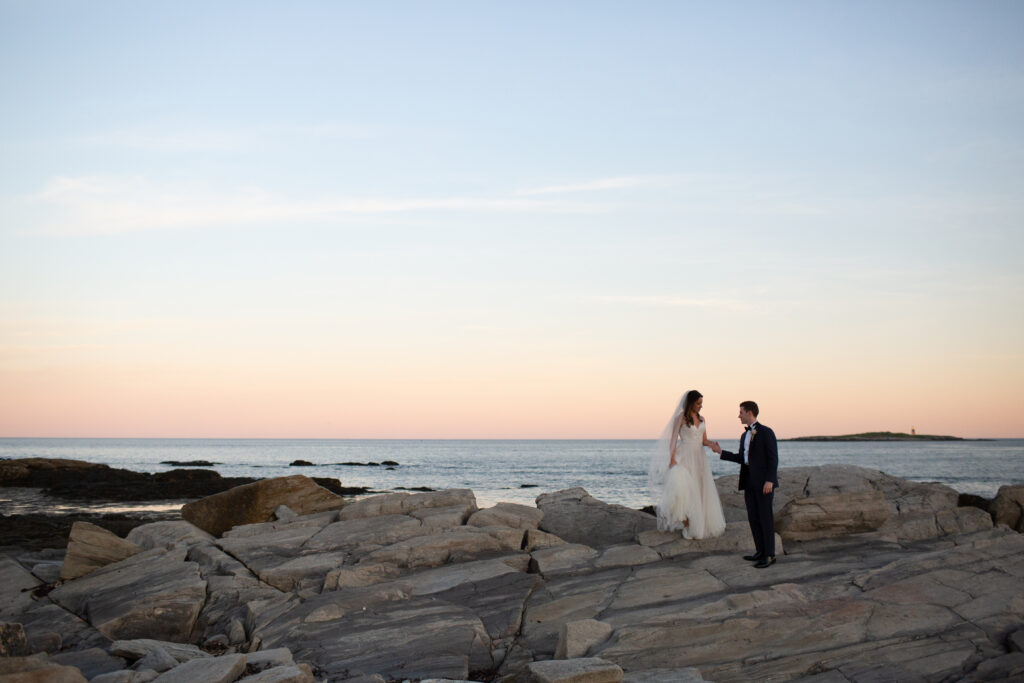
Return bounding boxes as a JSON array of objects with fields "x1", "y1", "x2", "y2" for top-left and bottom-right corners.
[{"x1": 1, "y1": 2, "x2": 1022, "y2": 439}]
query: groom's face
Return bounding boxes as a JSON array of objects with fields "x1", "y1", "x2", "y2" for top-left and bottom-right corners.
[{"x1": 738, "y1": 407, "x2": 755, "y2": 426}]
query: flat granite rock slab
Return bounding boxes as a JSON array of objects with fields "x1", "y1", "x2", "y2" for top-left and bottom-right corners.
[
  {"x1": 15, "y1": 598, "x2": 111, "y2": 653},
  {"x1": 257, "y1": 595, "x2": 491, "y2": 682},
  {"x1": 0, "y1": 556, "x2": 42, "y2": 620},
  {"x1": 405, "y1": 554, "x2": 531, "y2": 596},
  {"x1": 50, "y1": 547, "x2": 206, "y2": 642},
  {"x1": 124, "y1": 521, "x2": 215, "y2": 550},
  {"x1": 302, "y1": 514, "x2": 426, "y2": 554},
  {"x1": 520, "y1": 656, "x2": 624, "y2": 683},
  {"x1": 432, "y1": 571, "x2": 544, "y2": 641}
]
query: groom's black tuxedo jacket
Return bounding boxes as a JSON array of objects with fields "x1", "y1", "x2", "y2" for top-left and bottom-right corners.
[{"x1": 720, "y1": 423, "x2": 779, "y2": 491}]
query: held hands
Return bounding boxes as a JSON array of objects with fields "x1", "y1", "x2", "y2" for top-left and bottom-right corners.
[{"x1": 708, "y1": 441, "x2": 722, "y2": 454}]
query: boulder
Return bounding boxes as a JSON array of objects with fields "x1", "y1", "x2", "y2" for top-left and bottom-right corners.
[
  {"x1": 991, "y1": 484, "x2": 1024, "y2": 532},
  {"x1": 60, "y1": 521, "x2": 144, "y2": 580},
  {"x1": 555, "y1": 620, "x2": 614, "y2": 659},
  {"x1": 775, "y1": 491, "x2": 890, "y2": 542},
  {"x1": 150, "y1": 653, "x2": 246, "y2": 683},
  {"x1": 135, "y1": 645, "x2": 185, "y2": 672},
  {"x1": 0, "y1": 655, "x2": 89, "y2": 683},
  {"x1": 469, "y1": 502, "x2": 544, "y2": 530},
  {"x1": 536, "y1": 488, "x2": 655, "y2": 547},
  {"x1": 50, "y1": 547, "x2": 206, "y2": 642},
  {"x1": 1, "y1": 622, "x2": 30, "y2": 656},
  {"x1": 181, "y1": 475, "x2": 344, "y2": 536}
]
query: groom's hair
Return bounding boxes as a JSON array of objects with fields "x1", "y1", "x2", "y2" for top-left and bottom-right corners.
[{"x1": 740, "y1": 400, "x2": 759, "y2": 417}]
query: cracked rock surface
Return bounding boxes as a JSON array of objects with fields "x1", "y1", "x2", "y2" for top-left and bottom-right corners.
[{"x1": 1, "y1": 466, "x2": 1023, "y2": 682}]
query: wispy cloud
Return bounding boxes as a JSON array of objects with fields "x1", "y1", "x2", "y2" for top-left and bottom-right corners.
[
  {"x1": 599, "y1": 295, "x2": 749, "y2": 312},
  {"x1": 17, "y1": 175, "x2": 602, "y2": 235},
  {"x1": 76, "y1": 122, "x2": 379, "y2": 152},
  {"x1": 515, "y1": 175, "x2": 684, "y2": 196}
]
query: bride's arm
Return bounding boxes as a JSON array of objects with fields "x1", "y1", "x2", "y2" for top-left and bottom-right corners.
[{"x1": 702, "y1": 421, "x2": 721, "y2": 453}]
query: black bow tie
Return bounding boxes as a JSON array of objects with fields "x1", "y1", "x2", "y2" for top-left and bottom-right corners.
[{"x1": 744, "y1": 426, "x2": 752, "y2": 432}]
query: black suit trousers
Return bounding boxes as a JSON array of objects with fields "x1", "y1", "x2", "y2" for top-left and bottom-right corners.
[{"x1": 744, "y1": 486, "x2": 775, "y2": 557}]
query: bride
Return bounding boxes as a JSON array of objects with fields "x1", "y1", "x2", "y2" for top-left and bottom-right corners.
[{"x1": 648, "y1": 389, "x2": 727, "y2": 539}]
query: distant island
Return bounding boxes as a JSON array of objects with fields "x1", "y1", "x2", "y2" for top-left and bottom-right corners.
[{"x1": 786, "y1": 431, "x2": 966, "y2": 442}]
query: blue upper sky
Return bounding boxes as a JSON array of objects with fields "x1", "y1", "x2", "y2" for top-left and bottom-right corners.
[{"x1": 1, "y1": 1, "x2": 1022, "y2": 437}]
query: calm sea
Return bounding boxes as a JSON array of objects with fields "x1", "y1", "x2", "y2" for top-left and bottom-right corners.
[{"x1": 2, "y1": 438, "x2": 1022, "y2": 510}]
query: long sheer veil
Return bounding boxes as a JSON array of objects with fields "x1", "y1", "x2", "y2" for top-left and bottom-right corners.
[{"x1": 648, "y1": 390, "x2": 690, "y2": 503}]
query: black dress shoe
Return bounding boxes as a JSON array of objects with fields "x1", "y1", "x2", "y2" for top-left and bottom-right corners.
[
  {"x1": 743, "y1": 553, "x2": 763, "y2": 562},
  {"x1": 754, "y1": 556, "x2": 776, "y2": 569}
]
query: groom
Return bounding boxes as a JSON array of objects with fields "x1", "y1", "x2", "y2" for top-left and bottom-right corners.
[{"x1": 713, "y1": 401, "x2": 779, "y2": 568}]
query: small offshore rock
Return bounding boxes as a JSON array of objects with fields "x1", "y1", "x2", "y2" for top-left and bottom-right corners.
[
  {"x1": 160, "y1": 460, "x2": 216, "y2": 466},
  {"x1": 289, "y1": 460, "x2": 315, "y2": 467}
]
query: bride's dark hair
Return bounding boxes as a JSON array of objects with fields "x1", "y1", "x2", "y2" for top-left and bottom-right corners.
[{"x1": 683, "y1": 390, "x2": 703, "y2": 427}]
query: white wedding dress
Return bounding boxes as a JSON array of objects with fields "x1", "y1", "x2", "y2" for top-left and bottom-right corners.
[{"x1": 657, "y1": 419, "x2": 727, "y2": 539}]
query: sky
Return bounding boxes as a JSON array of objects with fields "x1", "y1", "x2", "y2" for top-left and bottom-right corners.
[{"x1": 1, "y1": 1, "x2": 1022, "y2": 439}]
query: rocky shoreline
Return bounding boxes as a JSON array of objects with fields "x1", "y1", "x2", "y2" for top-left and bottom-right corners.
[{"x1": 1, "y1": 458, "x2": 1023, "y2": 682}]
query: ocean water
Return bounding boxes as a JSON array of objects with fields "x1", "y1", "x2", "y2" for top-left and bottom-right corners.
[{"x1": 2, "y1": 438, "x2": 1021, "y2": 509}]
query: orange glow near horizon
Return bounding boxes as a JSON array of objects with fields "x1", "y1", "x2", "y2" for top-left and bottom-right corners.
[{"x1": 1, "y1": 343, "x2": 1019, "y2": 439}]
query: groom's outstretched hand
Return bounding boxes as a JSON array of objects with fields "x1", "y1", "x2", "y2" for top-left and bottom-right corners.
[{"x1": 710, "y1": 442, "x2": 722, "y2": 454}]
